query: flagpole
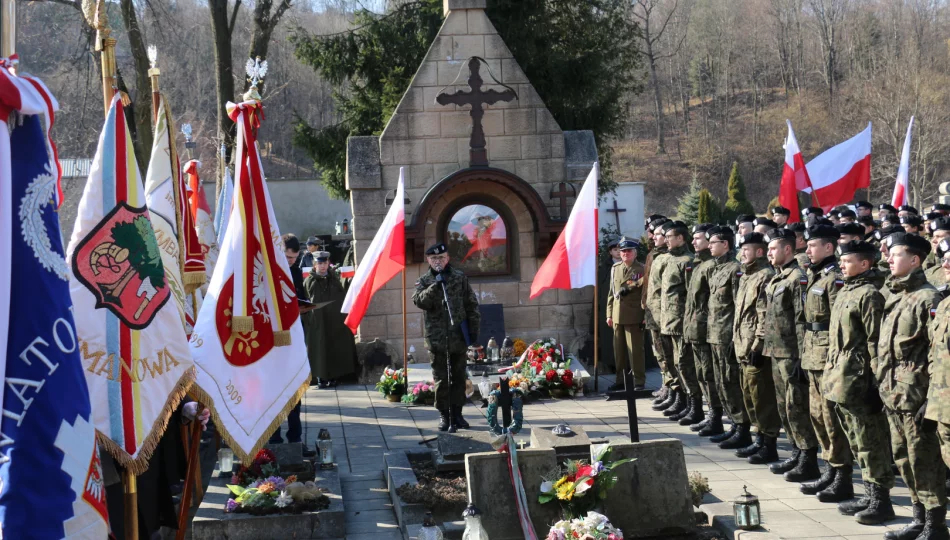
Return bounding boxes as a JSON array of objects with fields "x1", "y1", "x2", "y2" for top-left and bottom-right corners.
[
  {"x1": 147, "y1": 46, "x2": 160, "y2": 123},
  {"x1": 1, "y1": 0, "x2": 15, "y2": 60},
  {"x1": 402, "y1": 268, "x2": 408, "y2": 382},
  {"x1": 92, "y1": 0, "x2": 117, "y2": 118},
  {"x1": 594, "y1": 260, "x2": 599, "y2": 393}
]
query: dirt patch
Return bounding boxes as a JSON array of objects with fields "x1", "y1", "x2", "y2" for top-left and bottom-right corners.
[{"x1": 395, "y1": 454, "x2": 467, "y2": 516}]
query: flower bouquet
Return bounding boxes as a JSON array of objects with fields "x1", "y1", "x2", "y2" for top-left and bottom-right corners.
[
  {"x1": 539, "y1": 443, "x2": 635, "y2": 520},
  {"x1": 376, "y1": 367, "x2": 406, "y2": 401},
  {"x1": 402, "y1": 381, "x2": 435, "y2": 405},
  {"x1": 225, "y1": 449, "x2": 330, "y2": 515},
  {"x1": 546, "y1": 511, "x2": 623, "y2": 540}
]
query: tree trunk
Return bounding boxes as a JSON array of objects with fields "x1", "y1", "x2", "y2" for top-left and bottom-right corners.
[
  {"x1": 118, "y1": 0, "x2": 153, "y2": 173},
  {"x1": 645, "y1": 37, "x2": 666, "y2": 154},
  {"x1": 246, "y1": 0, "x2": 292, "y2": 95},
  {"x1": 210, "y1": 0, "x2": 238, "y2": 199}
]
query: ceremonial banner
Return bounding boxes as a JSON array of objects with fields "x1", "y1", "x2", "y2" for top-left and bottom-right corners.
[
  {"x1": 66, "y1": 95, "x2": 195, "y2": 473},
  {"x1": 0, "y1": 67, "x2": 110, "y2": 539},
  {"x1": 214, "y1": 146, "x2": 233, "y2": 248},
  {"x1": 185, "y1": 159, "x2": 219, "y2": 283},
  {"x1": 189, "y1": 98, "x2": 309, "y2": 462}
]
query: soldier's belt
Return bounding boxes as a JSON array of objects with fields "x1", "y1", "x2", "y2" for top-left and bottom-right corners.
[{"x1": 805, "y1": 322, "x2": 830, "y2": 332}]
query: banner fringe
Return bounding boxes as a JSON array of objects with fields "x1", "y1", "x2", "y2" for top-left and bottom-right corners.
[
  {"x1": 96, "y1": 366, "x2": 197, "y2": 476},
  {"x1": 231, "y1": 316, "x2": 254, "y2": 333},
  {"x1": 188, "y1": 374, "x2": 312, "y2": 465},
  {"x1": 183, "y1": 271, "x2": 207, "y2": 294},
  {"x1": 273, "y1": 331, "x2": 291, "y2": 347}
]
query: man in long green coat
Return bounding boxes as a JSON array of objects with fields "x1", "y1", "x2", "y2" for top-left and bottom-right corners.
[{"x1": 303, "y1": 251, "x2": 357, "y2": 387}]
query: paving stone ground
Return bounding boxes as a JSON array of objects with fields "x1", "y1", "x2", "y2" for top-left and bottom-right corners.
[{"x1": 288, "y1": 366, "x2": 924, "y2": 539}]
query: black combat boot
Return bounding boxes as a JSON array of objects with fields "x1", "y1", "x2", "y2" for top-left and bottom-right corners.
[
  {"x1": 917, "y1": 506, "x2": 950, "y2": 540},
  {"x1": 652, "y1": 386, "x2": 668, "y2": 399},
  {"x1": 815, "y1": 466, "x2": 854, "y2": 502},
  {"x1": 671, "y1": 394, "x2": 695, "y2": 421},
  {"x1": 452, "y1": 406, "x2": 470, "y2": 429},
  {"x1": 838, "y1": 482, "x2": 870, "y2": 516},
  {"x1": 784, "y1": 447, "x2": 821, "y2": 482},
  {"x1": 800, "y1": 464, "x2": 835, "y2": 495},
  {"x1": 710, "y1": 421, "x2": 737, "y2": 443},
  {"x1": 882, "y1": 502, "x2": 924, "y2": 540},
  {"x1": 748, "y1": 435, "x2": 779, "y2": 464},
  {"x1": 769, "y1": 445, "x2": 800, "y2": 474},
  {"x1": 720, "y1": 423, "x2": 753, "y2": 450},
  {"x1": 736, "y1": 432, "x2": 764, "y2": 458},
  {"x1": 699, "y1": 409, "x2": 725, "y2": 437},
  {"x1": 678, "y1": 396, "x2": 705, "y2": 426},
  {"x1": 689, "y1": 409, "x2": 713, "y2": 432},
  {"x1": 854, "y1": 482, "x2": 895, "y2": 525},
  {"x1": 653, "y1": 388, "x2": 677, "y2": 411},
  {"x1": 438, "y1": 410, "x2": 450, "y2": 432},
  {"x1": 663, "y1": 391, "x2": 688, "y2": 417}
]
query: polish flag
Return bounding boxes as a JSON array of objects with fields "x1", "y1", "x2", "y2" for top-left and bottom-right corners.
[
  {"x1": 779, "y1": 120, "x2": 811, "y2": 223},
  {"x1": 804, "y1": 123, "x2": 872, "y2": 210},
  {"x1": 342, "y1": 168, "x2": 406, "y2": 333},
  {"x1": 530, "y1": 163, "x2": 598, "y2": 299},
  {"x1": 891, "y1": 117, "x2": 913, "y2": 208},
  {"x1": 337, "y1": 266, "x2": 355, "y2": 279}
]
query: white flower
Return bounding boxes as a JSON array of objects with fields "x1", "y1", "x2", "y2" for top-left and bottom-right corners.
[
  {"x1": 574, "y1": 481, "x2": 592, "y2": 495},
  {"x1": 540, "y1": 480, "x2": 554, "y2": 493},
  {"x1": 591, "y1": 443, "x2": 610, "y2": 462},
  {"x1": 558, "y1": 362, "x2": 565, "y2": 369},
  {"x1": 275, "y1": 490, "x2": 293, "y2": 508},
  {"x1": 583, "y1": 511, "x2": 608, "y2": 529},
  {"x1": 380, "y1": 374, "x2": 387, "y2": 382},
  {"x1": 543, "y1": 342, "x2": 551, "y2": 348},
  {"x1": 556, "y1": 369, "x2": 565, "y2": 376}
]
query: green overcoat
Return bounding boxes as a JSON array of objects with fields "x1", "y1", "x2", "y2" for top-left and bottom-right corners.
[{"x1": 303, "y1": 269, "x2": 357, "y2": 380}]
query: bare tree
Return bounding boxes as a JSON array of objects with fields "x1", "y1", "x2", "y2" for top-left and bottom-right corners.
[
  {"x1": 808, "y1": 0, "x2": 847, "y2": 103},
  {"x1": 209, "y1": 0, "x2": 242, "y2": 195}
]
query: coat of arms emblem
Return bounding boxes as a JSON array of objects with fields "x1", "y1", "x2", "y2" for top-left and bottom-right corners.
[{"x1": 71, "y1": 202, "x2": 170, "y2": 329}]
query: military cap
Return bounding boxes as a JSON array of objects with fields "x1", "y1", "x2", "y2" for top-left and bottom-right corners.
[
  {"x1": 754, "y1": 217, "x2": 777, "y2": 229},
  {"x1": 705, "y1": 225, "x2": 734, "y2": 241},
  {"x1": 838, "y1": 209, "x2": 857, "y2": 219},
  {"x1": 646, "y1": 213, "x2": 666, "y2": 225},
  {"x1": 900, "y1": 215, "x2": 923, "y2": 227},
  {"x1": 618, "y1": 237, "x2": 639, "y2": 250},
  {"x1": 858, "y1": 215, "x2": 875, "y2": 226},
  {"x1": 801, "y1": 206, "x2": 823, "y2": 217},
  {"x1": 886, "y1": 232, "x2": 931, "y2": 255},
  {"x1": 425, "y1": 243, "x2": 448, "y2": 255},
  {"x1": 661, "y1": 220, "x2": 689, "y2": 234},
  {"x1": 873, "y1": 225, "x2": 904, "y2": 242},
  {"x1": 306, "y1": 236, "x2": 321, "y2": 246},
  {"x1": 827, "y1": 209, "x2": 841, "y2": 218},
  {"x1": 938, "y1": 239, "x2": 950, "y2": 258},
  {"x1": 856, "y1": 201, "x2": 873, "y2": 210},
  {"x1": 606, "y1": 236, "x2": 620, "y2": 249},
  {"x1": 881, "y1": 216, "x2": 901, "y2": 228},
  {"x1": 899, "y1": 205, "x2": 919, "y2": 215},
  {"x1": 836, "y1": 223, "x2": 865, "y2": 237},
  {"x1": 931, "y1": 217, "x2": 950, "y2": 232},
  {"x1": 648, "y1": 217, "x2": 670, "y2": 232},
  {"x1": 837, "y1": 240, "x2": 877, "y2": 257},
  {"x1": 735, "y1": 214, "x2": 756, "y2": 225},
  {"x1": 314, "y1": 251, "x2": 330, "y2": 262},
  {"x1": 692, "y1": 223, "x2": 715, "y2": 235},
  {"x1": 926, "y1": 212, "x2": 943, "y2": 222},
  {"x1": 804, "y1": 225, "x2": 840, "y2": 241},
  {"x1": 816, "y1": 218, "x2": 835, "y2": 226},
  {"x1": 786, "y1": 222, "x2": 807, "y2": 234},
  {"x1": 737, "y1": 232, "x2": 767, "y2": 247},
  {"x1": 771, "y1": 206, "x2": 791, "y2": 216},
  {"x1": 764, "y1": 228, "x2": 796, "y2": 243},
  {"x1": 931, "y1": 203, "x2": 950, "y2": 213},
  {"x1": 879, "y1": 203, "x2": 898, "y2": 213}
]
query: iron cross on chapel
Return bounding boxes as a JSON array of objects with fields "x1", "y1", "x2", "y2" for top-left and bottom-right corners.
[{"x1": 436, "y1": 57, "x2": 517, "y2": 167}]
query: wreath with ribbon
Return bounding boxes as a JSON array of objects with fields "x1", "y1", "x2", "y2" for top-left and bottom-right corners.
[{"x1": 486, "y1": 388, "x2": 525, "y2": 435}]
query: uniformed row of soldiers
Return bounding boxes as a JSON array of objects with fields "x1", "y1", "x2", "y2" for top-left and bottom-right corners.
[{"x1": 636, "y1": 201, "x2": 950, "y2": 539}]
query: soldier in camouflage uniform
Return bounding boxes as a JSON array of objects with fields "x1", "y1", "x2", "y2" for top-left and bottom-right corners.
[
  {"x1": 644, "y1": 218, "x2": 675, "y2": 403},
  {"x1": 733, "y1": 232, "x2": 781, "y2": 464},
  {"x1": 928, "y1": 239, "x2": 950, "y2": 471},
  {"x1": 873, "y1": 226, "x2": 905, "y2": 287},
  {"x1": 662, "y1": 221, "x2": 705, "y2": 425},
  {"x1": 877, "y1": 233, "x2": 946, "y2": 540},
  {"x1": 824, "y1": 241, "x2": 896, "y2": 525},
  {"x1": 797, "y1": 225, "x2": 854, "y2": 502},
  {"x1": 926, "y1": 218, "x2": 950, "y2": 292},
  {"x1": 763, "y1": 228, "x2": 821, "y2": 482},
  {"x1": 648, "y1": 220, "x2": 686, "y2": 415},
  {"x1": 684, "y1": 223, "x2": 724, "y2": 436},
  {"x1": 412, "y1": 243, "x2": 480, "y2": 433},
  {"x1": 787, "y1": 223, "x2": 811, "y2": 269},
  {"x1": 705, "y1": 226, "x2": 753, "y2": 449}
]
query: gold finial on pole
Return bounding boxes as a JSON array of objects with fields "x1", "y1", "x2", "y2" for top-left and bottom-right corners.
[
  {"x1": 148, "y1": 45, "x2": 160, "y2": 122},
  {"x1": 84, "y1": 0, "x2": 116, "y2": 116},
  {"x1": 1, "y1": 0, "x2": 17, "y2": 63},
  {"x1": 243, "y1": 56, "x2": 267, "y2": 102}
]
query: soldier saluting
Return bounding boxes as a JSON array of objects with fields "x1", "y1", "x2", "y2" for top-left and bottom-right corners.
[
  {"x1": 412, "y1": 243, "x2": 480, "y2": 433},
  {"x1": 606, "y1": 237, "x2": 646, "y2": 391}
]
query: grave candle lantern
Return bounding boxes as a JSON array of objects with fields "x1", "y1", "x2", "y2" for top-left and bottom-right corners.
[
  {"x1": 501, "y1": 336, "x2": 514, "y2": 362},
  {"x1": 733, "y1": 485, "x2": 761, "y2": 530},
  {"x1": 486, "y1": 337, "x2": 499, "y2": 362},
  {"x1": 419, "y1": 512, "x2": 443, "y2": 540},
  {"x1": 217, "y1": 448, "x2": 234, "y2": 475},
  {"x1": 317, "y1": 428, "x2": 335, "y2": 469},
  {"x1": 461, "y1": 503, "x2": 487, "y2": 540}
]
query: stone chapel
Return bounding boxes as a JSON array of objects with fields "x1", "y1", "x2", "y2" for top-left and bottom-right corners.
[{"x1": 345, "y1": 0, "x2": 599, "y2": 361}]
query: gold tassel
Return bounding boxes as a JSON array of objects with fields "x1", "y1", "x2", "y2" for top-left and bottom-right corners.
[
  {"x1": 183, "y1": 271, "x2": 207, "y2": 294},
  {"x1": 273, "y1": 330, "x2": 291, "y2": 347},
  {"x1": 231, "y1": 316, "x2": 254, "y2": 333}
]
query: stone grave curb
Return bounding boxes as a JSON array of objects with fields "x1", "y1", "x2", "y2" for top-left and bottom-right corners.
[
  {"x1": 383, "y1": 450, "x2": 429, "y2": 534},
  {"x1": 192, "y1": 463, "x2": 345, "y2": 540},
  {"x1": 698, "y1": 502, "x2": 781, "y2": 540}
]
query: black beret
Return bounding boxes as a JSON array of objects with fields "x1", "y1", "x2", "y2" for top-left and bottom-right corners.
[
  {"x1": 874, "y1": 225, "x2": 904, "y2": 242},
  {"x1": 764, "y1": 228, "x2": 796, "y2": 243},
  {"x1": 735, "y1": 214, "x2": 756, "y2": 225},
  {"x1": 926, "y1": 212, "x2": 943, "y2": 222},
  {"x1": 886, "y1": 232, "x2": 931, "y2": 255},
  {"x1": 931, "y1": 203, "x2": 950, "y2": 213},
  {"x1": 662, "y1": 220, "x2": 689, "y2": 234},
  {"x1": 754, "y1": 217, "x2": 778, "y2": 229},
  {"x1": 804, "y1": 225, "x2": 840, "y2": 241},
  {"x1": 882, "y1": 215, "x2": 901, "y2": 226},
  {"x1": 900, "y1": 215, "x2": 923, "y2": 227},
  {"x1": 801, "y1": 206, "x2": 824, "y2": 217},
  {"x1": 816, "y1": 218, "x2": 835, "y2": 227},
  {"x1": 899, "y1": 205, "x2": 919, "y2": 215},
  {"x1": 618, "y1": 236, "x2": 640, "y2": 250},
  {"x1": 931, "y1": 217, "x2": 950, "y2": 232},
  {"x1": 838, "y1": 209, "x2": 857, "y2": 219},
  {"x1": 827, "y1": 210, "x2": 841, "y2": 218},
  {"x1": 738, "y1": 232, "x2": 767, "y2": 247},
  {"x1": 771, "y1": 206, "x2": 791, "y2": 216},
  {"x1": 786, "y1": 223, "x2": 807, "y2": 233},
  {"x1": 705, "y1": 225, "x2": 735, "y2": 240},
  {"x1": 426, "y1": 243, "x2": 448, "y2": 255},
  {"x1": 606, "y1": 236, "x2": 620, "y2": 249},
  {"x1": 645, "y1": 214, "x2": 666, "y2": 226},
  {"x1": 939, "y1": 239, "x2": 950, "y2": 258},
  {"x1": 692, "y1": 223, "x2": 715, "y2": 234},
  {"x1": 837, "y1": 240, "x2": 878, "y2": 257},
  {"x1": 836, "y1": 223, "x2": 866, "y2": 236},
  {"x1": 879, "y1": 204, "x2": 897, "y2": 213},
  {"x1": 858, "y1": 216, "x2": 876, "y2": 226},
  {"x1": 856, "y1": 201, "x2": 873, "y2": 210},
  {"x1": 648, "y1": 217, "x2": 670, "y2": 232}
]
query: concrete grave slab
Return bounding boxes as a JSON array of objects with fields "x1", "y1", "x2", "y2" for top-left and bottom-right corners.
[{"x1": 529, "y1": 425, "x2": 591, "y2": 462}]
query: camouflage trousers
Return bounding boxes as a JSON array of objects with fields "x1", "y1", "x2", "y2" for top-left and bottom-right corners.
[
  {"x1": 772, "y1": 357, "x2": 820, "y2": 450},
  {"x1": 431, "y1": 350, "x2": 468, "y2": 411},
  {"x1": 711, "y1": 343, "x2": 748, "y2": 424},
  {"x1": 837, "y1": 402, "x2": 894, "y2": 489},
  {"x1": 740, "y1": 356, "x2": 781, "y2": 438},
  {"x1": 887, "y1": 410, "x2": 947, "y2": 509},
  {"x1": 690, "y1": 341, "x2": 721, "y2": 409},
  {"x1": 613, "y1": 323, "x2": 645, "y2": 386},
  {"x1": 807, "y1": 370, "x2": 853, "y2": 467},
  {"x1": 938, "y1": 422, "x2": 950, "y2": 471},
  {"x1": 671, "y1": 336, "x2": 701, "y2": 396},
  {"x1": 651, "y1": 330, "x2": 679, "y2": 390}
]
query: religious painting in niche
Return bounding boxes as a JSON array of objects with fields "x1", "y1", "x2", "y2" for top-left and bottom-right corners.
[{"x1": 446, "y1": 204, "x2": 509, "y2": 276}]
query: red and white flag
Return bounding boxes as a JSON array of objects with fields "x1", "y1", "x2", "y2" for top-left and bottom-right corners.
[
  {"x1": 184, "y1": 160, "x2": 219, "y2": 283},
  {"x1": 342, "y1": 168, "x2": 406, "y2": 333},
  {"x1": 779, "y1": 120, "x2": 811, "y2": 222},
  {"x1": 892, "y1": 117, "x2": 914, "y2": 208},
  {"x1": 804, "y1": 123, "x2": 872, "y2": 211},
  {"x1": 530, "y1": 162, "x2": 598, "y2": 299}
]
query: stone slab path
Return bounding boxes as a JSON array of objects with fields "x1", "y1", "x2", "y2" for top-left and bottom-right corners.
[{"x1": 290, "y1": 366, "x2": 923, "y2": 539}]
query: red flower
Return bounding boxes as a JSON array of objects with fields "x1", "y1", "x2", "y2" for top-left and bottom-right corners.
[
  {"x1": 562, "y1": 371, "x2": 574, "y2": 386},
  {"x1": 546, "y1": 369, "x2": 557, "y2": 381},
  {"x1": 576, "y1": 464, "x2": 594, "y2": 478}
]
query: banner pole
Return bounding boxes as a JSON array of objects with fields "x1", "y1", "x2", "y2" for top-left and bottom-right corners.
[
  {"x1": 1, "y1": 0, "x2": 16, "y2": 61},
  {"x1": 124, "y1": 470, "x2": 138, "y2": 540},
  {"x1": 402, "y1": 268, "x2": 408, "y2": 382},
  {"x1": 594, "y1": 271, "x2": 599, "y2": 393},
  {"x1": 176, "y1": 410, "x2": 204, "y2": 540}
]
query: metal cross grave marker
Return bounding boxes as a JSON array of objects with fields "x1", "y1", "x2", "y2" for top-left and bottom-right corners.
[{"x1": 606, "y1": 198, "x2": 627, "y2": 231}]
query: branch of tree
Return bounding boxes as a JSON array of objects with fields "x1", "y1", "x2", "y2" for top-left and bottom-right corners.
[
  {"x1": 32, "y1": 0, "x2": 82, "y2": 12},
  {"x1": 229, "y1": 0, "x2": 243, "y2": 36}
]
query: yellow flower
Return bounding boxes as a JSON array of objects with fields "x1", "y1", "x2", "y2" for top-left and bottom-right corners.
[
  {"x1": 556, "y1": 481, "x2": 575, "y2": 501},
  {"x1": 554, "y1": 476, "x2": 569, "y2": 489}
]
